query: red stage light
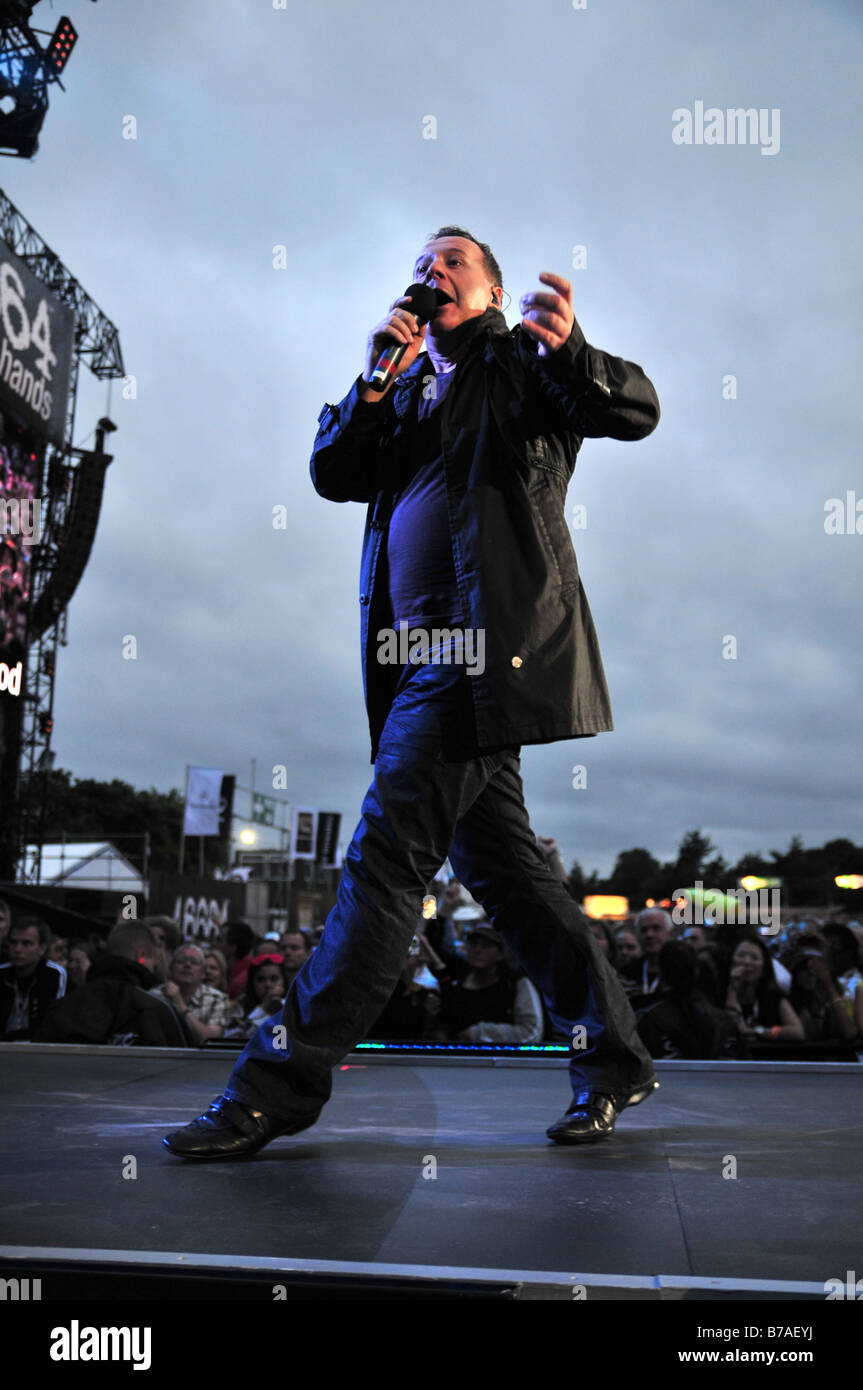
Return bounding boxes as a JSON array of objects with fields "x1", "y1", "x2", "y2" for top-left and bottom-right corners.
[{"x1": 47, "y1": 18, "x2": 78, "y2": 78}]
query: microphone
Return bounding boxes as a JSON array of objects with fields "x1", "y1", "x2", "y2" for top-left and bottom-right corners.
[{"x1": 367, "y1": 282, "x2": 450, "y2": 393}]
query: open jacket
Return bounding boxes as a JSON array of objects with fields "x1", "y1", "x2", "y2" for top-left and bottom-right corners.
[
  {"x1": 310, "y1": 306, "x2": 660, "y2": 762},
  {"x1": 35, "y1": 955, "x2": 190, "y2": 1047}
]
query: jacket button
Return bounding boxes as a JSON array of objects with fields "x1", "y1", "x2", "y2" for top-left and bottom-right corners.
[
  {"x1": 511, "y1": 656, "x2": 523, "y2": 668},
  {"x1": 359, "y1": 594, "x2": 370, "y2": 605}
]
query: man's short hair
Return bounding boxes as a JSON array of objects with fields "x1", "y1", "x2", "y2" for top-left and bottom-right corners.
[
  {"x1": 106, "y1": 921, "x2": 159, "y2": 961},
  {"x1": 173, "y1": 943, "x2": 206, "y2": 964},
  {"x1": 634, "y1": 908, "x2": 673, "y2": 933},
  {"x1": 11, "y1": 915, "x2": 51, "y2": 947},
  {"x1": 426, "y1": 225, "x2": 503, "y2": 294},
  {"x1": 140, "y1": 915, "x2": 182, "y2": 953},
  {"x1": 222, "y1": 920, "x2": 255, "y2": 958},
  {"x1": 281, "y1": 929, "x2": 312, "y2": 952}
]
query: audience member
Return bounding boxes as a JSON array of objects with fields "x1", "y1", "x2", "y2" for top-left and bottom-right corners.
[
  {"x1": 637, "y1": 941, "x2": 733, "y2": 1059},
  {"x1": 723, "y1": 935, "x2": 804, "y2": 1044},
  {"x1": 846, "y1": 921, "x2": 863, "y2": 970},
  {"x1": 278, "y1": 929, "x2": 313, "y2": 985},
  {"x1": 0, "y1": 916, "x2": 67, "y2": 1040},
  {"x1": 418, "y1": 922, "x2": 544, "y2": 1045},
  {"x1": 219, "y1": 920, "x2": 257, "y2": 1000},
  {"x1": 36, "y1": 921, "x2": 188, "y2": 1046},
  {"x1": 225, "y1": 953, "x2": 290, "y2": 1040},
  {"x1": 48, "y1": 934, "x2": 69, "y2": 970},
  {"x1": 615, "y1": 926, "x2": 642, "y2": 969},
  {"x1": 139, "y1": 914, "x2": 182, "y2": 984},
  {"x1": 681, "y1": 924, "x2": 723, "y2": 1004},
  {"x1": 588, "y1": 917, "x2": 619, "y2": 967},
  {"x1": 820, "y1": 923, "x2": 863, "y2": 1034},
  {"x1": 369, "y1": 942, "x2": 440, "y2": 1041},
  {"x1": 619, "y1": 908, "x2": 674, "y2": 1008},
  {"x1": 150, "y1": 943, "x2": 230, "y2": 1044},
  {"x1": 202, "y1": 947, "x2": 229, "y2": 994},
  {"x1": 788, "y1": 952, "x2": 858, "y2": 1046},
  {"x1": 67, "y1": 941, "x2": 94, "y2": 991}
]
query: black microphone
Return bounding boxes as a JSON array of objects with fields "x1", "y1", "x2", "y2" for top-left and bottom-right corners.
[{"x1": 367, "y1": 282, "x2": 450, "y2": 392}]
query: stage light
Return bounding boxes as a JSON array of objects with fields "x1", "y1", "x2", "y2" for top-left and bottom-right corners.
[
  {"x1": 583, "y1": 894, "x2": 628, "y2": 919},
  {"x1": 46, "y1": 16, "x2": 76, "y2": 74},
  {"x1": 0, "y1": 48, "x2": 47, "y2": 156},
  {"x1": 0, "y1": 8, "x2": 82, "y2": 159}
]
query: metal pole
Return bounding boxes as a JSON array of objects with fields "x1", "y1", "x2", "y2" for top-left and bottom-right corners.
[{"x1": 178, "y1": 764, "x2": 188, "y2": 873}]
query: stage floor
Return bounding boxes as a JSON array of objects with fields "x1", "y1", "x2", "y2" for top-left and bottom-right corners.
[{"x1": 1, "y1": 1046, "x2": 860, "y2": 1299}]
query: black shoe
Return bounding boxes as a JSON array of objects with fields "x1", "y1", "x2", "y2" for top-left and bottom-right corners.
[
  {"x1": 162, "y1": 1094, "x2": 318, "y2": 1160},
  {"x1": 546, "y1": 1076, "x2": 659, "y2": 1145}
]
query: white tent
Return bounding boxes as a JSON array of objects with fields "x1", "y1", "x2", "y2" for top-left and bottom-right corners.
[{"x1": 22, "y1": 842, "x2": 145, "y2": 893}]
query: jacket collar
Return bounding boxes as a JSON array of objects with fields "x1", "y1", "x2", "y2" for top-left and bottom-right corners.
[{"x1": 394, "y1": 306, "x2": 510, "y2": 396}]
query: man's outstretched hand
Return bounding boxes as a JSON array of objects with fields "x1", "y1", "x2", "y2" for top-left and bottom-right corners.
[{"x1": 520, "y1": 272, "x2": 575, "y2": 356}]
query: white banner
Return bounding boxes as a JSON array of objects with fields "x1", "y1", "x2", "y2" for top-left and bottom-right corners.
[{"x1": 184, "y1": 766, "x2": 224, "y2": 836}]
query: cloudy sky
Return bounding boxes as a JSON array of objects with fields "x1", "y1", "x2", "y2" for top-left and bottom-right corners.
[{"x1": 4, "y1": 0, "x2": 860, "y2": 878}]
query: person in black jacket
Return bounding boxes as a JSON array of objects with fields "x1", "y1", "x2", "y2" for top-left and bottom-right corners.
[
  {"x1": 165, "y1": 226, "x2": 661, "y2": 1159},
  {"x1": 637, "y1": 941, "x2": 733, "y2": 1060},
  {"x1": 37, "y1": 921, "x2": 189, "y2": 1047},
  {"x1": 0, "y1": 916, "x2": 66, "y2": 1040}
]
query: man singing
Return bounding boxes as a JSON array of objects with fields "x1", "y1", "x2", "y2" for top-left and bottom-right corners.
[{"x1": 164, "y1": 226, "x2": 661, "y2": 1159}]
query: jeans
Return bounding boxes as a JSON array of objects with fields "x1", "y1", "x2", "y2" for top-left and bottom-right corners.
[{"x1": 225, "y1": 647, "x2": 654, "y2": 1122}]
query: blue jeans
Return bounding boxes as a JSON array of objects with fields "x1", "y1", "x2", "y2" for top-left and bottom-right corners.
[{"x1": 225, "y1": 651, "x2": 653, "y2": 1122}]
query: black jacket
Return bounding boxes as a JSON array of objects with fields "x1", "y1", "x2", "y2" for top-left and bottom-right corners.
[
  {"x1": 36, "y1": 954, "x2": 190, "y2": 1047},
  {"x1": 0, "y1": 959, "x2": 66, "y2": 1040},
  {"x1": 311, "y1": 307, "x2": 659, "y2": 761}
]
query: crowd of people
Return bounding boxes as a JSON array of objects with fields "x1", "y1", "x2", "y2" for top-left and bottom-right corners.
[
  {"x1": 1, "y1": 853, "x2": 861, "y2": 1061},
  {"x1": 0, "y1": 904, "x2": 319, "y2": 1048}
]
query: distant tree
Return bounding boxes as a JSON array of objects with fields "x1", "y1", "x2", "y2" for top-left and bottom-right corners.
[
  {"x1": 19, "y1": 767, "x2": 200, "y2": 874},
  {"x1": 607, "y1": 847, "x2": 661, "y2": 909},
  {"x1": 703, "y1": 854, "x2": 730, "y2": 886},
  {"x1": 672, "y1": 829, "x2": 716, "y2": 886},
  {"x1": 567, "y1": 859, "x2": 601, "y2": 899}
]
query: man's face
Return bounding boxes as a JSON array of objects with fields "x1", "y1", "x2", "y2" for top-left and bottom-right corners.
[
  {"x1": 9, "y1": 926, "x2": 46, "y2": 977},
  {"x1": 412, "y1": 236, "x2": 497, "y2": 335},
  {"x1": 638, "y1": 913, "x2": 673, "y2": 958},
  {"x1": 466, "y1": 935, "x2": 503, "y2": 968},
  {"x1": 203, "y1": 954, "x2": 222, "y2": 987},
  {"x1": 171, "y1": 948, "x2": 206, "y2": 989},
  {"x1": 279, "y1": 935, "x2": 308, "y2": 969},
  {"x1": 50, "y1": 937, "x2": 69, "y2": 966},
  {"x1": 616, "y1": 931, "x2": 641, "y2": 964}
]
